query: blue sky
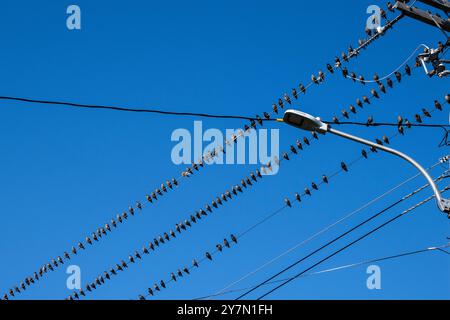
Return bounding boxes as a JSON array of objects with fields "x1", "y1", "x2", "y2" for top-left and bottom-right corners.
[{"x1": 0, "y1": 0, "x2": 449, "y2": 300}]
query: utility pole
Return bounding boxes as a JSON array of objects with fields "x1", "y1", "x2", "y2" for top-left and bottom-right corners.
[{"x1": 395, "y1": 1, "x2": 450, "y2": 32}]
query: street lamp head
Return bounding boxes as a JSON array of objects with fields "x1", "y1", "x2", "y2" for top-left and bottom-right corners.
[{"x1": 283, "y1": 110, "x2": 328, "y2": 133}]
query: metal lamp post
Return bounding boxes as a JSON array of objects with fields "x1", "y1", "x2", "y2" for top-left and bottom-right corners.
[{"x1": 282, "y1": 109, "x2": 450, "y2": 215}]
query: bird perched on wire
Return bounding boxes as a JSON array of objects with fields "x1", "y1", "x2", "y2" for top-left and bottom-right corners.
[
  {"x1": 216, "y1": 244, "x2": 223, "y2": 252},
  {"x1": 292, "y1": 88, "x2": 298, "y2": 100},
  {"x1": 405, "y1": 64, "x2": 411, "y2": 76},
  {"x1": 305, "y1": 187, "x2": 311, "y2": 196},
  {"x1": 335, "y1": 57, "x2": 341, "y2": 68},
  {"x1": 327, "y1": 63, "x2": 334, "y2": 73},
  {"x1": 422, "y1": 108, "x2": 431, "y2": 118},
  {"x1": 205, "y1": 252, "x2": 213, "y2": 260},
  {"x1": 446, "y1": 95, "x2": 450, "y2": 104},
  {"x1": 356, "y1": 98, "x2": 363, "y2": 108},
  {"x1": 342, "y1": 110, "x2": 349, "y2": 119},
  {"x1": 435, "y1": 100, "x2": 443, "y2": 111},
  {"x1": 361, "y1": 149, "x2": 368, "y2": 159},
  {"x1": 285, "y1": 198, "x2": 292, "y2": 207},
  {"x1": 318, "y1": 70, "x2": 325, "y2": 82},
  {"x1": 284, "y1": 93, "x2": 291, "y2": 105},
  {"x1": 378, "y1": 83, "x2": 386, "y2": 94},
  {"x1": 415, "y1": 114, "x2": 422, "y2": 123},
  {"x1": 231, "y1": 234, "x2": 238, "y2": 244},
  {"x1": 340, "y1": 68, "x2": 348, "y2": 80},
  {"x1": 371, "y1": 89, "x2": 379, "y2": 99},
  {"x1": 387, "y1": 78, "x2": 393, "y2": 88},
  {"x1": 193, "y1": 259, "x2": 199, "y2": 268},
  {"x1": 367, "y1": 116, "x2": 374, "y2": 126},
  {"x1": 359, "y1": 75, "x2": 365, "y2": 84},
  {"x1": 341, "y1": 162, "x2": 348, "y2": 172},
  {"x1": 224, "y1": 239, "x2": 230, "y2": 248},
  {"x1": 363, "y1": 96, "x2": 370, "y2": 104},
  {"x1": 299, "y1": 83, "x2": 306, "y2": 94},
  {"x1": 349, "y1": 105, "x2": 356, "y2": 114},
  {"x1": 350, "y1": 71, "x2": 356, "y2": 82},
  {"x1": 311, "y1": 74, "x2": 319, "y2": 84},
  {"x1": 395, "y1": 72, "x2": 402, "y2": 82}
]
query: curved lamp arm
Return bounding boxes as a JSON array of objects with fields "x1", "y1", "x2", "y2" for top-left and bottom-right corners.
[{"x1": 327, "y1": 126, "x2": 450, "y2": 214}]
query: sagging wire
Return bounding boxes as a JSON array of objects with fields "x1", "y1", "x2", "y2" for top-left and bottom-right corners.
[
  {"x1": 136, "y1": 234, "x2": 239, "y2": 300},
  {"x1": 256, "y1": 185, "x2": 450, "y2": 300},
  {"x1": 69, "y1": 96, "x2": 448, "y2": 300},
  {"x1": 194, "y1": 242, "x2": 450, "y2": 300},
  {"x1": 208, "y1": 162, "x2": 445, "y2": 300},
  {"x1": 0, "y1": 6, "x2": 405, "y2": 299}
]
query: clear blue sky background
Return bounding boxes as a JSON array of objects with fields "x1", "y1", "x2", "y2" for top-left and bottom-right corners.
[{"x1": 0, "y1": 0, "x2": 449, "y2": 300}]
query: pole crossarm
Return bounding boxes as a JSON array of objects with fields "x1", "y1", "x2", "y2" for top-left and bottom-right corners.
[{"x1": 395, "y1": 1, "x2": 450, "y2": 31}]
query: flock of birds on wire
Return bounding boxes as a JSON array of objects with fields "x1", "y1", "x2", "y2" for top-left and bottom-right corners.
[{"x1": 2, "y1": 2, "x2": 448, "y2": 300}]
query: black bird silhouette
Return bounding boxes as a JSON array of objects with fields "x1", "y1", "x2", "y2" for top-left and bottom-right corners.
[
  {"x1": 367, "y1": 116, "x2": 374, "y2": 126},
  {"x1": 350, "y1": 71, "x2": 356, "y2": 81},
  {"x1": 78, "y1": 242, "x2": 85, "y2": 250},
  {"x1": 378, "y1": 83, "x2": 386, "y2": 93},
  {"x1": 342, "y1": 110, "x2": 349, "y2": 119},
  {"x1": 395, "y1": 72, "x2": 402, "y2": 82},
  {"x1": 371, "y1": 89, "x2": 379, "y2": 99},
  {"x1": 363, "y1": 96, "x2": 370, "y2": 104},
  {"x1": 305, "y1": 187, "x2": 311, "y2": 196},
  {"x1": 183, "y1": 267, "x2": 190, "y2": 275},
  {"x1": 171, "y1": 273, "x2": 177, "y2": 282},
  {"x1": 303, "y1": 137, "x2": 310, "y2": 145},
  {"x1": 405, "y1": 64, "x2": 411, "y2": 76},
  {"x1": 272, "y1": 104, "x2": 278, "y2": 114},
  {"x1": 154, "y1": 284, "x2": 160, "y2": 292},
  {"x1": 139, "y1": 295, "x2": 146, "y2": 300},
  {"x1": 415, "y1": 114, "x2": 422, "y2": 123},
  {"x1": 335, "y1": 57, "x2": 341, "y2": 68},
  {"x1": 398, "y1": 125, "x2": 404, "y2": 135},
  {"x1": 295, "y1": 193, "x2": 301, "y2": 202},
  {"x1": 318, "y1": 70, "x2": 325, "y2": 82},
  {"x1": 387, "y1": 2, "x2": 394, "y2": 11},
  {"x1": 327, "y1": 64, "x2": 334, "y2": 73},
  {"x1": 149, "y1": 242, "x2": 155, "y2": 251},
  {"x1": 365, "y1": 27, "x2": 372, "y2": 36},
  {"x1": 224, "y1": 239, "x2": 230, "y2": 248},
  {"x1": 359, "y1": 75, "x2": 365, "y2": 84},
  {"x1": 356, "y1": 98, "x2": 363, "y2": 108},
  {"x1": 387, "y1": 78, "x2": 393, "y2": 88},
  {"x1": 341, "y1": 162, "x2": 348, "y2": 172},
  {"x1": 349, "y1": 105, "x2": 356, "y2": 114},
  {"x1": 342, "y1": 67, "x2": 349, "y2": 78},
  {"x1": 160, "y1": 280, "x2": 166, "y2": 289},
  {"x1": 382, "y1": 136, "x2": 390, "y2": 144},
  {"x1": 342, "y1": 52, "x2": 348, "y2": 62},
  {"x1": 332, "y1": 116, "x2": 339, "y2": 124},
  {"x1": 361, "y1": 149, "x2": 368, "y2": 159},
  {"x1": 299, "y1": 83, "x2": 306, "y2": 94},
  {"x1": 278, "y1": 98, "x2": 284, "y2": 109},
  {"x1": 206, "y1": 252, "x2": 213, "y2": 260},
  {"x1": 292, "y1": 88, "x2": 298, "y2": 100},
  {"x1": 231, "y1": 234, "x2": 238, "y2": 244},
  {"x1": 216, "y1": 244, "x2": 223, "y2": 252},
  {"x1": 296, "y1": 140, "x2": 303, "y2": 150},
  {"x1": 311, "y1": 74, "x2": 319, "y2": 84},
  {"x1": 284, "y1": 94, "x2": 291, "y2": 105},
  {"x1": 193, "y1": 259, "x2": 199, "y2": 267},
  {"x1": 405, "y1": 119, "x2": 412, "y2": 128},
  {"x1": 285, "y1": 198, "x2": 292, "y2": 207},
  {"x1": 263, "y1": 112, "x2": 271, "y2": 119},
  {"x1": 445, "y1": 95, "x2": 450, "y2": 104},
  {"x1": 322, "y1": 175, "x2": 328, "y2": 184},
  {"x1": 422, "y1": 108, "x2": 431, "y2": 118},
  {"x1": 435, "y1": 100, "x2": 442, "y2": 110},
  {"x1": 311, "y1": 182, "x2": 318, "y2": 190}
]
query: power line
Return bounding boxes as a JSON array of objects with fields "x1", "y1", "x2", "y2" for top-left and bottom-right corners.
[
  {"x1": 210, "y1": 161, "x2": 443, "y2": 299},
  {"x1": 235, "y1": 175, "x2": 449, "y2": 300},
  {"x1": 194, "y1": 242, "x2": 450, "y2": 300},
  {"x1": 0, "y1": 96, "x2": 274, "y2": 121},
  {"x1": 256, "y1": 185, "x2": 450, "y2": 300}
]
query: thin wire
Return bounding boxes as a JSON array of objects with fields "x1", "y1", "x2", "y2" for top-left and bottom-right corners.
[
  {"x1": 345, "y1": 44, "x2": 429, "y2": 83},
  {"x1": 235, "y1": 174, "x2": 449, "y2": 300},
  {"x1": 256, "y1": 185, "x2": 450, "y2": 300},
  {"x1": 327, "y1": 121, "x2": 450, "y2": 128},
  {"x1": 212, "y1": 162, "x2": 441, "y2": 299},
  {"x1": 194, "y1": 243, "x2": 450, "y2": 300},
  {"x1": 0, "y1": 96, "x2": 278, "y2": 121}
]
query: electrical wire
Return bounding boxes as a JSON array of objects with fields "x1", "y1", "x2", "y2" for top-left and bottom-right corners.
[
  {"x1": 256, "y1": 185, "x2": 450, "y2": 300},
  {"x1": 210, "y1": 161, "x2": 443, "y2": 299},
  {"x1": 235, "y1": 175, "x2": 450, "y2": 300},
  {"x1": 194, "y1": 242, "x2": 450, "y2": 300}
]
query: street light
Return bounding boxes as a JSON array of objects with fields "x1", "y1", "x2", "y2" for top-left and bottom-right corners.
[{"x1": 282, "y1": 109, "x2": 450, "y2": 215}]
